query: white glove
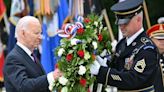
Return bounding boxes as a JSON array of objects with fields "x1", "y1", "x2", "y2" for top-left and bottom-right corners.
[
  {"x1": 96, "y1": 56, "x2": 108, "y2": 67},
  {"x1": 111, "y1": 40, "x2": 117, "y2": 52},
  {"x1": 100, "y1": 49, "x2": 107, "y2": 57},
  {"x1": 90, "y1": 60, "x2": 100, "y2": 75}
]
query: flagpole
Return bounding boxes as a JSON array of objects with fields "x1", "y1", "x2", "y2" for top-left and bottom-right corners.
[
  {"x1": 80, "y1": 0, "x2": 84, "y2": 16},
  {"x1": 102, "y1": 9, "x2": 115, "y2": 41},
  {"x1": 3, "y1": 13, "x2": 10, "y2": 34},
  {"x1": 102, "y1": 9, "x2": 118, "y2": 52},
  {"x1": 63, "y1": 0, "x2": 74, "y2": 24},
  {"x1": 72, "y1": 0, "x2": 76, "y2": 18},
  {"x1": 143, "y1": 0, "x2": 151, "y2": 29}
]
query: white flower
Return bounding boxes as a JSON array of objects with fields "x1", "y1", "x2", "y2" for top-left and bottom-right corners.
[
  {"x1": 94, "y1": 21, "x2": 98, "y2": 27},
  {"x1": 58, "y1": 48, "x2": 65, "y2": 57},
  {"x1": 78, "y1": 65, "x2": 86, "y2": 75},
  {"x1": 84, "y1": 52, "x2": 91, "y2": 60},
  {"x1": 99, "y1": 25, "x2": 103, "y2": 31},
  {"x1": 92, "y1": 41, "x2": 97, "y2": 49},
  {"x1": 61, "y1": 86, "x2": 68, "y2": 92},
  {"x1": 71, "y1": 38, "x2": 80, "y2": 46},
  {"x1": 59, "y1": 76, "x2": 68, "y2": 85}
]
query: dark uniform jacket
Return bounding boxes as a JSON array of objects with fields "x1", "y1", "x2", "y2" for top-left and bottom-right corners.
[
  {"x1": 96, "y1": 31, "x2": 163, "y2": 92},
  {"x1": 3, "y1": 45, "x2": 50, "y2": 92},
  {"x1": 154, "y1": 54, "x2": 164, "y2": 92}
]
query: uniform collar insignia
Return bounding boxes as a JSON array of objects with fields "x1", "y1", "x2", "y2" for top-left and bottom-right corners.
[{"x1": 141, "y1": 37, "x2": 149, "y2": 44}]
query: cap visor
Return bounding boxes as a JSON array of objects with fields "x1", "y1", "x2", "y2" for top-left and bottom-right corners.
[
  {"x1": 116, "y1": 18, "x2": 131, "y2": 25},
  {"x1": 153, "y1": 35, "x2": 164, "y2": 39}
]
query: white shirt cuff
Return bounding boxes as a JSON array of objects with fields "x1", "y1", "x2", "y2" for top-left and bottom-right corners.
[{"x1": 47, "y1": 71, "x2": 55, "y2": 91}]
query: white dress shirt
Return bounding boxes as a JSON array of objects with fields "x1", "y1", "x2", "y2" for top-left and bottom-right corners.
[{"x1": 126, "y1": 27, "x2": 144, "y2": 46}]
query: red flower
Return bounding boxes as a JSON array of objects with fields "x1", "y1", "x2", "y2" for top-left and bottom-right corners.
[
  {"x1": 55, "y1": 64, "x2": 58, "y2": 68},
  {"x1": 84, "y1": 18, "x2": 90, "y2": 23},
  {"x1": 98, "y1": 34, "x2": 103, "y2": 42},
  {"x1": 77, "y1": 28, "x2": 84, "y2": 35},
  {"x1": 79, "y1": 78, "x2": 86, "y2": 87},
  {"x1": 66, "y1": 54, "x2": 73, "y2": 62},
  {"x1": 77, "y1": 50, "x2": 84, "y2": 58}
]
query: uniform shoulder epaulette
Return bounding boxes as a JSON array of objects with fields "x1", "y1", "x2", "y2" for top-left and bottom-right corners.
[
  {"x1": 132, "y1": 37, "x2": 155, "y2": 55},
  {"x1": 140, "y1": 37, "x2": 153, "y2": 44},
  {"x1": 142, "y1": 45, "x2": 155, "y2": 50},
  {"x1": 140, "y1": 37, "x2": 156, "y2": 50}
]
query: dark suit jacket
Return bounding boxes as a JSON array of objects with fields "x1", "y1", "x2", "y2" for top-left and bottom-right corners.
[{"x1": 3, "y1": 45, "x2": 50, "y2": 92}]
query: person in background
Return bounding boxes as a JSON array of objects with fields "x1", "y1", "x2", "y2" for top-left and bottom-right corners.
[
  {"x1": 90, "y1": 0, "x2": 163, "y2": 91},
  {"x1": 3, "y1": 16, "x2": 62, "y2": 92},
  {"x1": 7, "y1": 0, "x2": 29, "y2": 53},
  {"x1": 158, "y1": 17, "x2": 164, "y2": 24},
  {"x1": 147, "y1": 24, "x2": 164, "y2": 92}
]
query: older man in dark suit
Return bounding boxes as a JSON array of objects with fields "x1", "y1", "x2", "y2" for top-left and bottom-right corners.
[{"x1": 3, "y1": 16, "x2": 62, "y2": 92}]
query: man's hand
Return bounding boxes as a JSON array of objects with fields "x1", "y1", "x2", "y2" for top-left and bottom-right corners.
[
  {"x1": 53, "y1": 68, "x2": 63, "y2": 80},
  {"x1": 90, "y1": 60, "x2": 100, "y2": 75},
  {"x1": 47, "y1": 69, "x2": 62, "y2": 91}
]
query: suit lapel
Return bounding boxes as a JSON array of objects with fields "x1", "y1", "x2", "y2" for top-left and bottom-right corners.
[
  {"x1": 15, "y1": 45, "x2": 46, "y2": 75},
  {"x1": 36, "y1": 61, "x2": 46, "y2": 74}
]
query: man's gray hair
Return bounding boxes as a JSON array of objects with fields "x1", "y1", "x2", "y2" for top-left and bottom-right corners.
[
  {"x1": 137, "y1": 11, "x2": 143, "y2": 20},
  {"x1": 15, "y1": 16, "x2": 39, "y2": 38}
]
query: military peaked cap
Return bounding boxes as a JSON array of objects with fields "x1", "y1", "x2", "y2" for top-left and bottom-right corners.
[{"x1": 111, "y1": 0, "x2": 143, "y2": 25}]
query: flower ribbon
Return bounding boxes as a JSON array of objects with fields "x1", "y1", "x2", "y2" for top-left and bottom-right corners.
[{"x1": 57, "y1": 22, "x2": 84, "y2": 38}]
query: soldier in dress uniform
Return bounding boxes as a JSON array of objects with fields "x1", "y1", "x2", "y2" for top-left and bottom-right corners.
[
  {"x1": 90, "y1": 0, "x2": 163, "y2": 92},
  {"x1": 147, "y1": 24, "x2": 164, "y2": 92}
]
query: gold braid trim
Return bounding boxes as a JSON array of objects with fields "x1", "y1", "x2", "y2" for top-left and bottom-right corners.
[
  {"x1": 114, "y1": 6, "x2": 142, "y2": 15},
  {"x1": 105, "y1": 68, "x2": 111, "y2": 86}
]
